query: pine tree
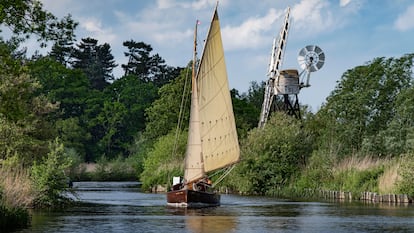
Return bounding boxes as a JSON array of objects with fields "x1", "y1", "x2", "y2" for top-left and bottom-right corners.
[
  {"x1": 72, "y1": 37, "x2": 117, "y2": 90},
  {"x1": 121, "y1": 40, "x2": 178, "y2": 86},
  {"x1": 49, "y1": 40, "x2": 73, "y2": 66}
]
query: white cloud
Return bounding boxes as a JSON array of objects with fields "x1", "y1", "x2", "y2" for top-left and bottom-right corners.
[
  {"x1": 394, "y1": 4, "x2": 414, "y2": 31},
  {"x1": 340, "y1": 0, "x2": 352, "y2": 7},
  {"x1": 156, "y1": 0, "x2": 176, "y2": 9},
  {"x1": 114, "y1": 9, "x2": 192, "y2": 46},
  {"x1": 221, "y1": 8, "x2": 283, "y2": 50},
  {"x1": 156, "y1": 0, "x2": 216, "y2": 10},
  {"x1": 79, "y1": 17, "x2": 117, "y2": 44},
  {"x1": 291, "y1": 0, "x2": 333, "y2": 35},
  {"x1": 39, "y1": 0, "x2": 79, "y2": 16},
  {"x1": 81, "y1": 18, "x2": 104, "y2": 33},
  {"x1": 154, "y1": 29, "x2": 193, "y2": 44},
  {"x1": 191, "y1": 0, "x2": 213, "y2": 10}
]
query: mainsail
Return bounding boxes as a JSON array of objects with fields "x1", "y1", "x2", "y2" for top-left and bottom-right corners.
[{"x1": 184, "y1": 8, "x2": 240, "y2": 183}]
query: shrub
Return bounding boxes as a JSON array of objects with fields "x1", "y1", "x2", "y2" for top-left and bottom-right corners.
[
  {"x1": 140, "y1": 131, "x2": 186, "y2": 191},
  {"x1": 294, "y1": 150, "x2": 334, "y2": 190},
  {"x1": 31, "y1": 139, "x2": 73, "y2": 207},
  {"x1": 397, "y1": 154, "x2": 414, "y2": 196},
  {"x1": 232, "y1": 113, "x2": 314, "y2": 195},
  {"x1": 333, "y1": 167, "x2": 384, "y2": 195},
  {"x1": 65, "y1": 147, "x2": 85, "y2": 181}
]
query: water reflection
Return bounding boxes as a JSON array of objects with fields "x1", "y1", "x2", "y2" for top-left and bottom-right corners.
[{"x1": 168, "y1": 207, "x2": 237, "y2": 233}]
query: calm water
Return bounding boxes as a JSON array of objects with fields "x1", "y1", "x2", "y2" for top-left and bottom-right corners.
[{"x1": 16, "y1": 182, "x2": 414, "y2": 233}]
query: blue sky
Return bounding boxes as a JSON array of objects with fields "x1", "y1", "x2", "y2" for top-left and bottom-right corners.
[{"x1": 35, "y1": 0, "x2": 414, "y2": 111}]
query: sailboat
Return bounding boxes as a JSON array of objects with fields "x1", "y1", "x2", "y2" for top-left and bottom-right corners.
[{"x1": 166, "y1": 5, "x2": 240, "y2": 208}]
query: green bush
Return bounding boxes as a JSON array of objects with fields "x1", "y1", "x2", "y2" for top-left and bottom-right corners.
[
  {"x1": 397, "y1": 154, "x2": 414, "y2": 196},
  {"x1": 65, "y1": 147, "x2": 85, "y2": 181},
  {"x1": 230, "y1": 113, "x2": 314, "y2": 195},
  {"x1": 332, "y1": 167, "x2": 384, "y2": 195},
  {"x1": 91, "y1": 156, "x2": 110, "y2": 181},
  {"x1": 140, "y1": 131, "x2": 186, "y2": 191},
  {"x1": 31, "y1": 139, "x2": 73, "y2": 207},
  {"x1": 294, "y1": 150, "x2": 334, "y2": 190}
]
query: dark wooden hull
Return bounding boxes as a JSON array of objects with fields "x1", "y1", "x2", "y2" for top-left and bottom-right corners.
[{"x1": 167, "y1": 189, "x2": 220, "y2": 208}]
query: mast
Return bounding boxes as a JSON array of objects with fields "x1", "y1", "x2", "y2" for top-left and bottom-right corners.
[
  {"x1": 192, "y1": 20, "x2": 198, "y2": 87},
  {"x1": 184, "y1": 20, "x2": 205, "y2": 184}
]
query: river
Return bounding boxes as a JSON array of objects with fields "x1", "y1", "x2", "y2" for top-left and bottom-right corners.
[{"x1": 15, "y1": 182, "x2": 414, "y2": 233}]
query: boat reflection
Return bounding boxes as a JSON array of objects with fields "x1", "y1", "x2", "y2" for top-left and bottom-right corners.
[{"x1": 170, "y1": 208, "x2": 237, "y2": 233}]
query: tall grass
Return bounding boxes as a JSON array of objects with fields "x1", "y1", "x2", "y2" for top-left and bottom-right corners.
[
  {"x1": 91, "y1": 156, "x2": 137, "y2": 181},
  {"x1": 0, "y1": 162, "x2": 34, "y2": 208},
  {"x1": 68, "y1": 156, "x2": 138, "y2": 181},
  {"x1": 333, "y1": 155, "x2": 386, "y2": 172},
  {"x1": 378, "y1": 163, "x2": 399, "y2": 194},
  {"x1": 0, "y1": 165, "x2": 32, "y2": 230},
  {"x1": 291, "y1": 151, "x2": 406, "y2": 199}
]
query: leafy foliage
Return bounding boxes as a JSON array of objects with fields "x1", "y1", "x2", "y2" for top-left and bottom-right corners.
[
  {"x1": 96, "y1": 101, "x2": 127, "y2": 157},
  {"x1": 397, "y1": 154, "x2": 414, "y2": 196},
  {"x1": 316, "y1": 54, "x2": 414, "y2": 157},
  {"x1": 0, "y1": 43, "x2": 57, "y2": 163},
  {"x1": 294, "y1": 150, "x2": 334, "y2": 190},
  {"x1": 144, "y1": 66, "x2": 192, "y2": 140},
  {"x1": 231, "y1": 86, "x2": 262, "y2": 138},
  {"x1": 0, "y1": 0, "x2": 78, "y2": 47},
  {"x1": 230, "y1": 113, "x2": 314, "y2": 195},
  {"x1": 28, "y1": 57, "x2": 90, "y2": 119},
  {"x1": 55, "y1": 118, "x2": 91, "y2": 159},
  {"x1": 140, "y1": 131, "x2": 187, "y2": 190},
  {"x1": 30, "y1": 139, "x2": 73, "y2": 207},
  {"x1": 104, "y1": 75, "x2": 158, "y2": 150}
]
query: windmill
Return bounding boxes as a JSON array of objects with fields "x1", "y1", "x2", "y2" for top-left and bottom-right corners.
[{"x1": 258, "y1": 7, "x2": 325, "y2": 128}]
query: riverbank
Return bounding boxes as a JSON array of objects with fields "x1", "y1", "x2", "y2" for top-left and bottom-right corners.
[
  {"x1": 272, "y1": 154, "x2": 414, "y2": 204},
  {"x1": 293, "y1": 189, "x2": 412, "y2": 204}
]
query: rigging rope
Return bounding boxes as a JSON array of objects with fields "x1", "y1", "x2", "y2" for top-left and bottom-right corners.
[
  {"x1": 210, "y1": 165, "x2": 236, "y2": 188},
  {"x1": 171, "y1": 66, "x2": 191, "y2": 160}
]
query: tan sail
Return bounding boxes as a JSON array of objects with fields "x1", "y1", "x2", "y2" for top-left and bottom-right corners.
[
  {"x1": 167, "y1": 5, "x2": 238, "y2": 208},
  {"x1": 197, "y1": 9, "x2": 240, "y2": 173},
  {"x1": 183, "y1": 8, "x2": 240, "y2": 183}
]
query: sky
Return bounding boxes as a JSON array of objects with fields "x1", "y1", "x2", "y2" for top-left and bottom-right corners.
[{"x1": 30, "y1": 0, "x2": 414, "y2": 111}]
